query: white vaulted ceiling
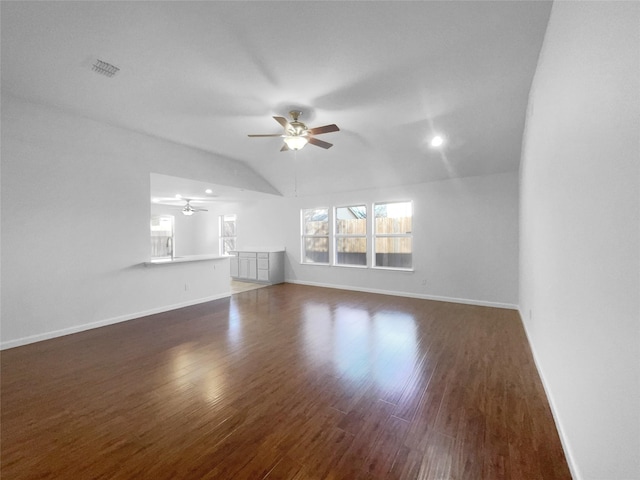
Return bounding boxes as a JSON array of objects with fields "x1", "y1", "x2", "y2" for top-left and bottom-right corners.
[{"x1": 1, "y1": 1, "x2": 552, "y2": 197}]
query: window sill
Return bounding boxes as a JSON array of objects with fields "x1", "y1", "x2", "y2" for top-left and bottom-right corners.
[
  {"x1": 299, "y1": 262, "x2": 413, "y2": 272},
  {"x1": 371, "y1": 266, "x2": 414, "y2": 272}
]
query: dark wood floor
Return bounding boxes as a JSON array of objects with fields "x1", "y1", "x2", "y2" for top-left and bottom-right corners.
[{"x1": 1, "y1": 283, "x2": 571, "y2": 479}]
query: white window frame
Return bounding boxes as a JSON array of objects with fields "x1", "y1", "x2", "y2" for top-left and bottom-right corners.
[
  {"x1": 372, "y1": 201, "x2": 413, "y2": 271},
  {"x1": 333, "y1": 205, "x2": 368, "y2": 268},
  {"x1": 301, "y1": 207, "x2": 330, "y2": 265},
  {"x1": 219, "y1": 214, "x2": 237, "y2": 256}
]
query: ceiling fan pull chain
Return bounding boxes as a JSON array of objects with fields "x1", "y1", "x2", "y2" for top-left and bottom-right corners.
[{"x1": 294, "y1": 150, "x2": 298, "y2": 197}]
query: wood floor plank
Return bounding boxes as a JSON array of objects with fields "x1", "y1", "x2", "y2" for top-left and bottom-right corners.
[
  {"x1": 263, "y1": 455, "x2": 304, "y2": 480},
  {"x1": 1, "y1": 283, "x2": 571, "y2": 479},
  {"x1": 362, "y1": 414, "x2": 411, "y2": 478}
]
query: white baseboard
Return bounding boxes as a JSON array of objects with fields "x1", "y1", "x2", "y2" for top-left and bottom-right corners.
[
  {"x1": 0, "y1": 292, "x2": 231, "y2": 350},
  {"x1": 518, "y1": 308, "x2": 581, "y2": 480},
  {"x1": 286, "y1": 279, "x2": 518, "y2": 310},
  {"x1": 1, "y1": 282, "x2": 516, "y2": 350}
]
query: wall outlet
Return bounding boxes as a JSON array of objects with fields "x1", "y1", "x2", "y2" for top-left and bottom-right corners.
[
  {"x1": 185, "y1": 283, "x2": 189, "y2": 291},
  {"x1": 421, "y1": 279, "x2": 427, "y2": 286}
]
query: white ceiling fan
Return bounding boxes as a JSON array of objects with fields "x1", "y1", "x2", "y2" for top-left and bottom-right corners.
[
  {"x1": 180, "y1": 199, "x2": 208, "y2": 216},
  {"x1": 248, "y1": 110, "x2": 339, "y2": 151},
  {"x1": 152, "y1": 195, "x2": 214, "y2": 215}
]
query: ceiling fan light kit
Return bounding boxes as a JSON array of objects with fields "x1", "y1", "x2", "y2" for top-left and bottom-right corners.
[
  {"x1": 249, "y1": 110, "x2": 339, "y2": 151},
  {"x1": 181, "y1": 199, "x2": 208, "y2": 216},
  {"x1": 284, "y1": 135, "x2": 308, "y2": 150}
]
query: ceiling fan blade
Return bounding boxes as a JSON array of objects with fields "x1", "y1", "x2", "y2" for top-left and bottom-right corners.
[
  {"x1": 308, "y1": 137, "x2": 333, "y2": 149},
  {"x1": 308, "y1": 124, "x2": 340, "y2": 135},
  {"x1": 280, "y1": 143, "x2": 290, "y2": 152},
  {"x1": 273, "y1": 116, "x2": 290, "y2": 129},
  {"x1": 195, "y1": 208, "x2": 209, "y2": 212},
  {"x1": 248, "y1": 133, "x2": 285, "y2": 137}
]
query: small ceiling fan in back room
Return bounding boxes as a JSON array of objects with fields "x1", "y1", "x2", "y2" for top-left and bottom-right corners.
[
  {"x1": 180, "y1": 199, "x2": 208, "y2": 216},
  {"x1": 248, "y1": 110, "x2": 339, "y2": 151}
]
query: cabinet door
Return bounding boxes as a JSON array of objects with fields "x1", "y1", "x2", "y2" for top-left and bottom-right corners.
[
  {"x1": 247, "y1": 258, "x2": 257, "y2": 279},
  {"x1": 239, "y1": 257, "x2": 257, "y2": 280},
  {"x1": 239, "y1": 258, "x2": 249, "y2": 278},
  {"x1": 230, "y1": 257, "x2": 239, "y2": 277},
  {"x1": 257, "y1": 269, "x2": 269, "y2": 281}
]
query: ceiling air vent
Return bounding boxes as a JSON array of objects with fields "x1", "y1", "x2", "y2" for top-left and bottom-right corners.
[{"x1": 92, "y1": 59, "x2": 119, "y2": 78}]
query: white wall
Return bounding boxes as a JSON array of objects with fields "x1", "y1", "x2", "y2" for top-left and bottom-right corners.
[
  {"x1": 282, "y1": 172, "x2": 519, "y2": 307},
  {"x1": 232, "y1": 197, "x2": 288, "y2": 252},
  {"x1": 219, "y1": 171, "x2": 519, "y2": 308},
  {"x1": 520, "y1": 2, "x2": 639, "y2": 479},
  {"x1": 0, "y1": 95, "x2": 278, "y2": 348}
]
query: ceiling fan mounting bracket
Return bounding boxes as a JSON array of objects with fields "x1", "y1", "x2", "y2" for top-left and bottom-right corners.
[
  {"x1": 287, "y1": 111, "x2": 307, "y2": 136},
  {"x1": 289, "y1": 110, "x2": 303, "y2": 122}
]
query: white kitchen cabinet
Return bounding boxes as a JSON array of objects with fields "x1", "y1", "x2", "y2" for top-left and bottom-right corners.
[
  {"x1": 230, "y1": 250, "x2": 284, "y2": 284},
  {"x1": 230, "y1": 255, "x2": 239, "y2": 277},
  {"x1": 238, "y1": 252, "x2": 257, "y2": 280}
]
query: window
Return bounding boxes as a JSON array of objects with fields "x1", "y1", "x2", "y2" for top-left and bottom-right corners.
[
  {"x1": 373, "y1": 201, "x2": 413, "y2": 269},
  {"x1": 301, "y1": 201, "x2": 413, "y2": 270},
  {"x1": 219, "y1": 214, "x2": 237, "y2": 256},
  {"x1": 334, "y1": 205, "x2": 367, "y2": 266},
  {"x1": 150, "y1": 215, "x2": 174, "y2": 260},
  {"x1": 301, "y1": 208, "x2": 329, "y2": 264}
]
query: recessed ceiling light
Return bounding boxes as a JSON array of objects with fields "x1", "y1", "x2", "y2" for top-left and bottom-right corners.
[
  {"x1": 430, "y1": 135, "x2": 444, "y2": 147},
  {"x1": 205, "y1": 189, "x2": 213, "y2": 194}
]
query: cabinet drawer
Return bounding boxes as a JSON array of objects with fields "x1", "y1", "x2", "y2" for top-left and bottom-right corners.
[
  {"x1": 257, "y1": 252, "x2": 269, "y2": 259},
  {"x1": 257, "y1": 259, "x2": 269, "y2": 270},
  {"x1": 239, "y1": 252, "x2": 257, "y2": 258}
]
